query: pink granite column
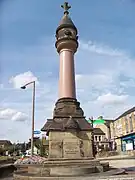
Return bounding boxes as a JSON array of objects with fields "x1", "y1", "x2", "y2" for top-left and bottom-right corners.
[{"x1": 59, "y1": 49, "x2": 76, "y2": 99}]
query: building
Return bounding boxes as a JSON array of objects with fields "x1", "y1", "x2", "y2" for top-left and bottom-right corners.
[
  {"x1": 110, "y1": 107, "x2": 135, "y2": 152},
  {"x1": 0, "y1": 140, "x2": 12, "y2": 149},
  {"x1": 26, "y1": 145, "x2": 40, "y2": 156},
  {"x1": 95, "y1": 119, "x2": 114, "y2": 150},
  {"x1": 93, "y1": 128, "x2": 110, "y2": 150}
]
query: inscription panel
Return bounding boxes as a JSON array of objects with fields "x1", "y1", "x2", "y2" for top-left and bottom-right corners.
[
  {"x1": 49, "y1": 141, "x2": 63, "y2": 158},
  {"x1": 63, "y1": 139, "x2": 80, "y2": 158}
]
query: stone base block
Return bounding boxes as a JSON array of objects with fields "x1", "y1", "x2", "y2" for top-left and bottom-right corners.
[
  {"x1": 13, "y1": 173, "x2": 135, "y2": 180},
  {"x1": 50, "y1": 166, "x2": 96, "y2": 176},
  {"x1": 27, "y1": 159, "x2": 103, "y2": 176}
]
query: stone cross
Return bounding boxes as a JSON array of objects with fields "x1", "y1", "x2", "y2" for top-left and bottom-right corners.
[{"x1": 61, "y1": 2, "x2": 71, "y2": 14}]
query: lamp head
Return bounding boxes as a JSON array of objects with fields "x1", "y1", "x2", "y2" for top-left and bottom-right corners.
[{"x1": 21, "y1": 86, "x2": 26, "y2": 89}]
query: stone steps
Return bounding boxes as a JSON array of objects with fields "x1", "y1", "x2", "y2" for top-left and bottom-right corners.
[
  {"x1": 43, "y1": 159, "x2": 100, "y2": 166},
  {"x1": 13, "y1": 170, "x2": 134, "y2": 180}
]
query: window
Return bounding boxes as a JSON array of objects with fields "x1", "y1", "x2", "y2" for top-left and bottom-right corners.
[
  {"x1": 95, "y1": 136, "x2": 97, "y2": 141},
  {"x1": 129, "y1": 116, "x2": 133, "y2": 132},
  {"x1": 125, "y1": 116, "x2": 128, "y2": 133},
  {"x1": 99, "y1": 136, "x2": 101, "y2": 141}
]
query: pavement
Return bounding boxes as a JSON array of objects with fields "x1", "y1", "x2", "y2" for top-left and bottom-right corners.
[
  {"x1": 99, "y1": 155, "x2": 135, "y2": 169},
  {"x1": 108, "y1": 159, "x2": 135, "y2": 169},
  {"x1": 99, "y1": 154, "x2": 135, "y2": 161}
]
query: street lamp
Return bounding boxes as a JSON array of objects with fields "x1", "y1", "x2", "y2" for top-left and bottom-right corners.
[
  {"x1": 89, "y1": 117, "x2": 95, "y2": 158},
  {"x1": 21, "y1": 81, "x2": 35, "y2": 156}
]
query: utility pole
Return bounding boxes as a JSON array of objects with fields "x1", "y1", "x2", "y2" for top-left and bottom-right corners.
[{"x1": 89, "y1": 117, "x2": 95, "y2": 158}]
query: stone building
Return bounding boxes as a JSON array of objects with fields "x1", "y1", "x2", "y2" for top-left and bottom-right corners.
[
  {"x1": 110, "y1": 107, "x2": 135, "y2": 152},
  {"x1": 95, "y1": 119, "x2": 114, "y2": 150},
  {"x1": 93, "y1": 128, "x2": 110, "y2": 150}
]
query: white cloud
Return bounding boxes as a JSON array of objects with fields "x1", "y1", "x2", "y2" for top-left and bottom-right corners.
[
  {"x1": 0, "y1": 108, "x2": 16, "y2": 119},
  {"x1": 79, "y1": 40, "x2": 135, "y2": 77},
  {"x1": 76, "y1": 73, "x2": 114, "y2": 90},
  {"x1": 0, "y1": 108, "x2": 28, "y2": 122},
  {"x1": 11, "y1": 111, "x2": 28, "y2": 122},
  {"x1": 79, "y1": 40, "x2": 124, "y2": 57},
  {"x1": 9, "y1": 71, "x2": 39, "y2": 89},
  {"x1": 96, "y1": 93, "x2": 128, "y2": 106}
]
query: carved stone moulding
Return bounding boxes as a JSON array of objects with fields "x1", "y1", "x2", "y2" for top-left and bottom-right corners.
[{"x1": 53, "y1": 97, "x2": 84, "y2": 117}]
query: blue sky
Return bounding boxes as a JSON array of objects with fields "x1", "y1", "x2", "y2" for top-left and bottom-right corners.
[{"x1": 0, "y1": 0, "x2": 135, "y2": 142}]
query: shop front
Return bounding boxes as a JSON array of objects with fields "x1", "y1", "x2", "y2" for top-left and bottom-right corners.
[{"x1": 121, "y1": 133, "x2": 135, "y2": 151}]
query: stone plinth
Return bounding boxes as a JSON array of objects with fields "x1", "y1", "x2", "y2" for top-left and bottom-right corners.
[
  {"x1": 42, "y1": 98, "x2": 93, "y2": 160},
  {"x1": 19, "y1": 158, "x2": 104, "y2": 176},
  {"x1": 48, "y1": 131, "x2": 93, "y2": 159},
  {"x1": 40, "y1": 97, "x2": 98, "y2": 177},
  {"x1": 14, "y1": 161, "x2": 130, "y2": 180}
]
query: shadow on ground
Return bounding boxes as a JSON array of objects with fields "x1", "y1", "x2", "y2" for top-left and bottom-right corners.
[{"x1": 0, "y1": 165, "x2": 16, "y2": 179}]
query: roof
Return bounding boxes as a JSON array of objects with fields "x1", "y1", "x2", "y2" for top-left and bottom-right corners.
[
  {"x1": 59, "y1": 14, "x2": 75, "y2": 27},
  {"x1": 104, "y1": 119, "x2": 114, "y2": 122},
  {"x1": 115, "y1": 106, "x2": 135, "y2": 121},
  {"x1": 56, "y1": 14, "x2": 77, "y2": 34},
  {"x1": 41, "y1": 117, "x2": 92, "y2": 135},
  {"x1": 93, "y1": 128, "x2": 105, "y2": 135},
  {"x1": 0, "y1": 140, "x2": 12, "y2": 145}
]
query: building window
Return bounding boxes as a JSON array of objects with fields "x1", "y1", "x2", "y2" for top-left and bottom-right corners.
[
  {"x1": 99, "y1": 136, "x2": 101, "y2": 141},
  {"x1": 95, "y1": 136, "x2": 97, "y2": 141},
  {"x1": 125, "y1": 116, "x2": 128, "y2": 133},
  {"x1": 129, "y1": 116, "x2": 133, "y2": 132}
]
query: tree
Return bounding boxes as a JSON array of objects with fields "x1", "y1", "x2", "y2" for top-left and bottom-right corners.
[{"x1": 20, "y1": 142, "x2": 26, "y2": 153}]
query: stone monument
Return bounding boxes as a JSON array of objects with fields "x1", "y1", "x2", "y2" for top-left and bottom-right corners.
[
  {"x1": 42, "y1": 1, "x2": 94, "y2": 161},
  {"x1": 40, "y1": 2, "x2": 104, "y2": 176},
  {"x1": 14, "y1": 2, "x2": 113, "y2": 179}
]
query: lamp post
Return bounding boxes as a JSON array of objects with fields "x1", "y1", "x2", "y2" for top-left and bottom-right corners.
[
  {"x1": 21, "y1": 81, "x2": 35, "y2": 156},
  {"x1": 88, "y1": 117, "x2": 95, "y2": 158}
]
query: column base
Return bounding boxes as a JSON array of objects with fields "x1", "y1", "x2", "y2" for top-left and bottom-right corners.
[
  {"x1": 42, "y1": 98, "x2": 92, "y2": 132},
  {"x1": 53, "y1": 97, "x2": 84, "y2": 118}
]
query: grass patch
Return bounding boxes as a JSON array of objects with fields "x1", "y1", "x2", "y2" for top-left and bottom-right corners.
[
  {"x1": 0, "y1": 156, "x2": 10, "y2": 161},
  {"x1": 0, "y1": 156, "x2": 20, "y2": 162}
]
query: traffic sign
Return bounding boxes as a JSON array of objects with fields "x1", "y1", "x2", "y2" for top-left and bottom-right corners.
[{"x1": 34, "y1": 130, "x2": 41, "y2": 135}]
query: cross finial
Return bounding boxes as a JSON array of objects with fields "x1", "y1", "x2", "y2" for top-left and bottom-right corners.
[{"x1": 61, "y1": 2, "x2": 71, "y2": 15}]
